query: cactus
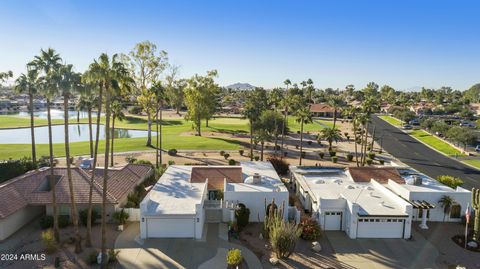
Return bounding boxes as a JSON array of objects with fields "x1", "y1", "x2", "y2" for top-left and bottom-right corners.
[
  {"x1": 263, "y1": 198, "x2": 285, "y2": 239},
  {"x1": 473, "y1": 188, "x2": 480, "y2": 241}
]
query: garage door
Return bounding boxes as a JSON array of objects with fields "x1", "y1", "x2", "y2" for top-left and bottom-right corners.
[
  {"x1": 324, "y1": 211, "x2": 342, "y2": 230},
  {"x1": 357, "y1": 218, "x2": 404, "y2": 238},
  {"x1": 146, "y1": 218, "x2": 195, "y2": 238}
]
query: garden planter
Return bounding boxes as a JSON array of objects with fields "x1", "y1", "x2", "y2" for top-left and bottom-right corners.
[{"x1": 117, "y1": 224, "x2": 124, "y2": 231}]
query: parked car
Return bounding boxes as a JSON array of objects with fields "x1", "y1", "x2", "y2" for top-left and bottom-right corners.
[
  {"x1": 79, "y1": 158, "x2": 93, "y2": 169},
  {"x1": 459, "y1": 121, "x2": 476, "y2": 128},
  {"x1": 476, "y1": 145, "x2": 480, "y2": 152},
  {"x1": 409, "y1": 119, "x2": 420, "y2": 125},
  {"x1": 402, "y1": 124, "x2": 413, "y2": 130}
]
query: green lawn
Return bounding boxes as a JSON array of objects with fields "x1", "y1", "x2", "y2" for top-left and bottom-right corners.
[
  {"x1": 410, "y1": 130, "x2": 464, "y2": 157},
  {"x1": 0, "y1": 114, "x2": 332, "y2": 159},
  {"x1": 378, "y1": 115, "x2": 403, "y2": 126},
  {"x1": 463, "y1": 159, "x2": 480, "y2": 169}
]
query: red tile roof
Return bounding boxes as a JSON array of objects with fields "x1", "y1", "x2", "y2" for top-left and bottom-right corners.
[
  {"x1": 309, "y1": 103, "x2": 335, "y2": 113},
  {"x1": 0, "y1": 164, "x2": 152, "y2": 219},
  {"x1": 348, "y1": 167, "x2": 405, "y2": 184},
  {"x1": 190, "y1": 167, "x2": 243, "y2": 190}
]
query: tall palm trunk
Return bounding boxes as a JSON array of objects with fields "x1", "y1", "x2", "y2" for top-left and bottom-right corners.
[
  {"x1": 110, "y1": 115, "x2": 116, "y2": 167},
  {"x1": 281, "y1": 107, "x2": 287, "y2": 152},
  {"x1": 299, "y1": 119, "x2": 304, "y2": 165},
  {"x1": 197, "y1": 112, "x2": 201, "y2": 136},
  {"x1": 146, "y1": 112, "x2": 152, "y2": 146},
  {"x1": 64, "y1": 96, "x2": 82, "y2": 253},
  {"x1": 156, "y1": 107, "x2": 159, "y2": 168},
  {"x1": 159, "y1": 101, "x2": 163, "y2": 166},
  {"x1": 260, "y1": 141, "x2": 264, "y2": 161},
  {"x1": 353, "y1": 121, "x2": 359, "y2": 167},
  {"x1": 274, "y1": 107, "x2": 278, "y2": 155},
  {"x1": 333, "y1": 108, "x2": 337, "y2": 129},
  {"x1": 88, "y1": 108, "x2": 93, "y2": 158},
  {"x1": 29, "y1": 93, "x2": 36, "y2": 166},
  {"x1": 101, "y1": 88, "x2": 112, "y2": 267},
  {"x1": 77, "y1": 110, "x2": 80, "y2": 123},
  {"x1": 86, "y1": 88, "x2": 103, "y2": 247},
  {"x1": 361, "y1": 122, "x2": 369, "y2": 166},
  {"x1": 250, "y1": 120, "x2": 254, "y2": 161},
  {"x1": 47, "y1": 99, "x2": 60, "y2": 242}
]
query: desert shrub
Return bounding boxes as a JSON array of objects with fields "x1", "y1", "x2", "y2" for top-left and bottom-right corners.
[
  {"x1": 368, "y1": 152, "x2": 376, "y2": 159},
  {"x1": 318, "y1": 152, "x2": 324, "y2": 159},
  {"x1": 329, "y1": 151, "x2": 336, "y2": 157},
  {"x1": 127, "y1": 192, "x2": 140, "y2": 208},
  {"x1": 269, "y1": 212, "x2": 302, "y2": 259},
  {"x1": 124, "y1": 201, "x2": 136, "y2": 208},
  {"x1": 0, "y1": 157, "x2": 36, "y2": 183},
  {"x1": 228, "y1": 159, "x2": 236, "y2": 165},
  {"x1": 39, "y1": 215, "x2": 54, "y2": 229},
  {"x1": 79, "y1": 208, "x2": 100, "y2": 226},
  {"x1": 134, "y1": 159, "x2": 154, "y2": 167},
  {"x1": 226, "y1": 249, "x2": 242, "y2": 266},
  {"x1": 88, "y1": 250, "x2": 98, "y2": 265},
  {"x1": 267, "y1": 156, "x2": 289, "y2": 175},
  {"x1": 113, "y1": 209, "x2": 130, "y2": 225},
  {"x1": 125, "y1": 155, "x2": 137, "y2": 164},
  {"x1": 58, "y1": 215, "x2": 70, "y2": 228},
  {"x1": 254, "y1": 156, "x2": 260, "y2": 161},
  {"x1": 436, "y1": 175, "x2": 464, "y2": 188},
  {"x1": 301, "y1": 152, "x2": 306, "y2": 158},
  {"x1": 331, "y1": 156, "x2": 338, "y2": 163},
  {"x1": 235, "y1": 203, "x2": 250, "y2": 230},
  {"x1": 300, "y1": 217, "x2": 322, "y2": 240},
  {"x1": 295, "y1": 145, "x2": 299, "y2": 149},
  {"x1": 224, "y1": 153, "x2": 230, "y2": 160},
  {"x1": 288, "y1": 195, "x2": 295, "y2": 206},
  {"x1": 366, "y1": 158, "x2": 373, "y2": 165},
  {"x1": 41, "y1": 229, "x2": 57, "y2": 253},
  {"x1": 346, "y1": 153, "x2": 354, "y2": 162},
  {"x1": 167, "y1": 149, "x2": 177, "y2": 156},
  {"x1": 38, "y1": 155, "x2": 57, "y2": 168},
  {"x1": 220, "y1": 150, "x2": 225, "y2": 156},
  {"x1": 128, "y1": 106, "x2": 142, "y2": 115},
  {"x1": 379, "y1": 160, "x2": 385, "y2": 165},
  {"x1": 108, "y1": 249, "x2": 120, "y2": 263},
  {"x1": 168, "y1": 160, "x2": 175, "y2": 166},
  {"x1": 238, "y1": 149, "x2": 244, "y2": 156},
  {"x1": 307, "y1": 141, "x2": 312, "y2": 145}
]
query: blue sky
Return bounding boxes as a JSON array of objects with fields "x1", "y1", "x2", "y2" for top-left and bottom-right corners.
[{"x1": 1, "y1": 0, "x2": 479, "y2": 90}]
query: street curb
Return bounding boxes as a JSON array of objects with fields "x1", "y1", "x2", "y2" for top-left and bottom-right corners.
[{"x1": 377, "y1": 116, "x2": 480, "y2": 172}]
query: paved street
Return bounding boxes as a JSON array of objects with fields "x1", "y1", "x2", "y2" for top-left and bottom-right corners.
[{"x1": 370, "y1": 115, "x2": 480, "y2": 189}]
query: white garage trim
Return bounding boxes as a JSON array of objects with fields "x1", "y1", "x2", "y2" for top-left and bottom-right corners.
[
  {"x1": 323, "y1": 211, "x2": 342, "y2": 230},
  {"x1": 145, "y1": 216, "x2": 196, "y2": 238},
  {"x1": 356, "y1": 217, "x2": 406, "y2": 238}
]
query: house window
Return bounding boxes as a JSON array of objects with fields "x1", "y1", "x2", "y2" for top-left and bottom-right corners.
[{"x1": 450, "y1": 204, "x2": 461, "y2": 219}]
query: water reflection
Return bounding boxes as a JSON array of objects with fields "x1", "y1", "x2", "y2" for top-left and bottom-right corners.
[
  {"x1": 0, "y1": 109, "x2": 102, "y2": 120},
  {"x1": 0, "y1": 124, "x2": 154, "y2": 144}
]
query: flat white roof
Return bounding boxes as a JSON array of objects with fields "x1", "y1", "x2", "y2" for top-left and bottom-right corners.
[
  {"x1": 292, "y1": 167, "x2": 407, "y2": 216},
  {"x1": 226, "y1": 161, "x2": 288, "y2": 192},
  {"x1": 397, "y1": 168, "x2": 468, "y2": 193},
  {"x1": 141, "y1": 166, "x2": 206, "y2": 216}
]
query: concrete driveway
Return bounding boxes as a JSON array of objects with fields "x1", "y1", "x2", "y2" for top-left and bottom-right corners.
[
  {"x1": 115, "y1": 223, "x2": 261, "y2": 269},
  {"x1": 326, "y1": 230, "x2": 439, "y2": 269}
]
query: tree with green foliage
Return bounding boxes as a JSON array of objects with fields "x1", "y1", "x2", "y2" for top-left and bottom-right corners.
[
  {"x1": 15, "y1": 66, "x2": 39, "y2": 166},
  {"x1": 294, "y1": 103, "x2": 313, "y2": 165},
  {"x1": 0, "y1": 70, "x2": 13, "y2": 83},
  {"x1": 164, "y1": 65, "x2": 185, "y2": 114},
  {"x1": 253, "y1": 110, "x2": 284, "y2": 160},
  {"x1": 320, "y1": 127, "x2": 342, "y2": 151},
  {"x1": 58, "y1": 63, "x2": 83, "y2": 253},
  {"x1": 464, "y1": 84, "x2": 480, "y2": 103},
  {"x1": 280, "y1": 79, "x2": 292, "y2": 152},
  {"x1": 184, "y1": 70, "x2": 220, "y2": 136},
  {"x1": 31, "y1": 48, "x2": 62, "y2": 243},
  {"x1": 129, "y1": 41, "x2": 169, "y2": 146},
  {"x1": 243, "y1": 87, "x2": 268, "y2": 160},
  {"x1": 438, "y1": 195, "x2": 455, "y2": 222},
  {"x1": 328, "y1": 95, "x2": 345, "y2": 129}
]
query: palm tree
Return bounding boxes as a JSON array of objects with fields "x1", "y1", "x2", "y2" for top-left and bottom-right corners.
[
  {"x1": 152, "y1": 82, "x2": 165, "y2": 168},
  {"x1": 268, "y1": 88, "x2": 283, "y2": 154},
  {"x1": 82, "y1": 70, "x2": 103, "y2": 248},
  {"x1": 320, "y1": 127, "x2": 342, "y2": 151},
  {"x1": 58, "y1": 63, "x2": 83, "y2": 253},
  {"x1": 110, "y1": 99, "x2": 126, "y2": 167},
  {"x1": 294, "y1": 105, "x2": 313, "y2": 165},
  {"x1": 0, "y1": 70, "x2": 13, "y2": 83},
  {"x1": 31, "y1": 48, "x2": 62, "y2": 243},
  {"x1": 280, "y1": 79, "x2": 292, "y2": 153},
  {"x1": 15, "y1": 66, "x2": 39, "y2": 166},
  {"x1": 77, "y1": 86, "x2": 96, "y2": 158},
  {"x1": 438, "y1": 195, "x2": 455, "y2": 222},
  {"x1": 85, "y1": 53, "x2": 131, "y2": 266},
  {"x1": 346, "y1": 106, "x2": 361, "y2": 167},
  {"x1": 328, "y1": 96, "x2": 345, "y2": 129}
]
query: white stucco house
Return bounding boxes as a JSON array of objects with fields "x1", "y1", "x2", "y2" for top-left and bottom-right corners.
[
  {"x1": 140, "y1": 161, "x2": 289, "y2": 239},
  {"x1": 291, "y1": 166, "x2": 471, "y2": 239}
]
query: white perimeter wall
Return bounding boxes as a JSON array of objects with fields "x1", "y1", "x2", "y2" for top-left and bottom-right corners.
[
  {"x1": 0, "y1": 206, "x2": 44, "y2": 240},
  {"x1": 224, "y1": 191, "x2": 289, "y2": 222}
]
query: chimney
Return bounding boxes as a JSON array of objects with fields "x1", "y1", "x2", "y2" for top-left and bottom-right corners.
[{"x1": 253, "y1": 173, "x2": 261, "y2": 184}]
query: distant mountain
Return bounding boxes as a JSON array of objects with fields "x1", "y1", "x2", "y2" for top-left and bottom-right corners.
[{"x1": 225, "y1": 83, "x2": 255, "y2": 90}]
